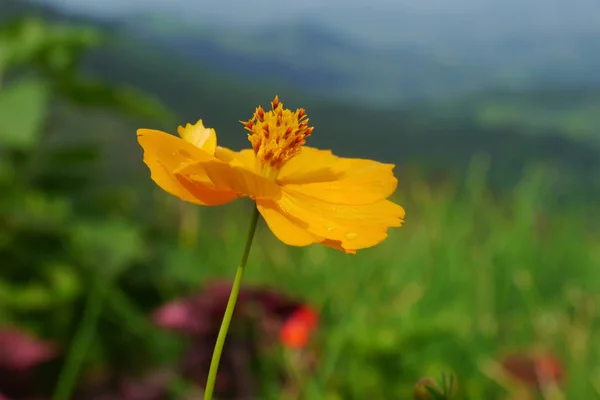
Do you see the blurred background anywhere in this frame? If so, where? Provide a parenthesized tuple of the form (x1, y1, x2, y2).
(1, 0, 599, 399)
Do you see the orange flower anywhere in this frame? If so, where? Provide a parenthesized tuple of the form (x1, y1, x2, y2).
(137, 96, 405, 253)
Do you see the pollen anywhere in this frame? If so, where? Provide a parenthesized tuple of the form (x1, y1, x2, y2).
(242, 96, 314, 177)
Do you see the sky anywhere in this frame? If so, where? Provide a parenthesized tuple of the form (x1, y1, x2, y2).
(31, 0, 600, 46)
(32, 0, 599, 23)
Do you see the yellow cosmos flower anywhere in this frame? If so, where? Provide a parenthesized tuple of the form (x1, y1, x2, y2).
(137, 96, 405, 254)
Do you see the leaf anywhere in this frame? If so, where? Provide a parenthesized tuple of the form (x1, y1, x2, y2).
(46, 263, 82, 302)
(0, 17, 102, 72)
(70, 219, 144, 278)
(0, 279, 13, 306)
(0, 156, 15, 185)
(9, 283, 54, 311)
(35, 22, 102, 74)
(47, 145, 100, 166)
(0, 17, 48, 69)
(0, 78, 49, 150)
(37, 144, 101, 193)
(10, 190, 72, 229)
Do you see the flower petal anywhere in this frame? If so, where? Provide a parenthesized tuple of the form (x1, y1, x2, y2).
(321, 239, 356, 254)
(174, 172, 240, 205)
(177, 119, 217, 154)
(176, 159, 280, 200)
(137, 129, 237, 205)
(256, 199, 322, 246)
(274, 188, 405, 252)
(278, 148, 398, 205)
(215, 147, 257, 172)
(276, 147, 342, 184)
(283, 158, 398, 205)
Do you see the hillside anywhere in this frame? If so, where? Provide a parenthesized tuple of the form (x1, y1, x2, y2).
(109, 3, 600, 103)
(4, 0, 600, 199)
(23, 0, 600, 103)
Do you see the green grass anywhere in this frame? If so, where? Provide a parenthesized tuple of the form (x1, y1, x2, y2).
(139, 161, 600, 399)
(475, 100, 600, 141)
(423, 89, 600, 145)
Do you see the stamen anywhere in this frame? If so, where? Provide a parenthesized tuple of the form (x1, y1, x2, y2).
(242, 96, 314, 177)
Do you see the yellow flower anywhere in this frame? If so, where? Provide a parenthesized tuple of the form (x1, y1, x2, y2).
(137, 96, 404, 254)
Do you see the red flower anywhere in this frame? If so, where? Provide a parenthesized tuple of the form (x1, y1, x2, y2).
(501, 351, 564, 388)
(279, 306, 319, 349)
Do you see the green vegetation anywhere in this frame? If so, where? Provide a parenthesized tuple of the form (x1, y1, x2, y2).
(1, 7, 599, 400)
(425, 89, 600, 142)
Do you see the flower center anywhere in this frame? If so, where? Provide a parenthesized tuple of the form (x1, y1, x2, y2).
(242, 96, 314, 178)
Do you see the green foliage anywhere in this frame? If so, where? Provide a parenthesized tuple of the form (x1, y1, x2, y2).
(0, 16, 99, 71)
(0, 78, 49, 149)
(0, 13, 179, 391)
(0, 16, 176, 126)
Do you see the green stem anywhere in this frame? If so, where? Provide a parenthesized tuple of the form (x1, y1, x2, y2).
(204, 205, 260, 400)
(53, 280, 106, 400)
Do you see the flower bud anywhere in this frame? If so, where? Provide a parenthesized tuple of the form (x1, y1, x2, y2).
(413, 377, 442, 400)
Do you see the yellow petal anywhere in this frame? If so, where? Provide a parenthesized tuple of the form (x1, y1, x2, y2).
(278, 148, 398, 205)
(257, 198, 362, 254)
(256, 199, 321, 246)
(215, 147, 257, 172)
(176, 159, 280, 200)
(137, 128, 237, 205)
(276, 147, 342, 184)
(275, 188, 405, 252)
(283, 157, 398, 205)
(177, 119, 217, 154)
(173, 173, 239, 205)
(321, 239, 356, 255)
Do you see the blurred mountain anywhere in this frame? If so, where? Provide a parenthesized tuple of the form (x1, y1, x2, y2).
(28, 0, 600, 103)
(4, 0, 600, 198)
(117, 18, 478, 103)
